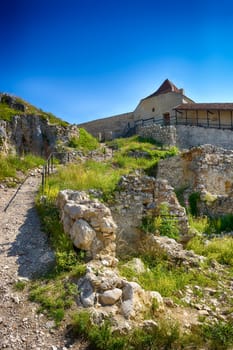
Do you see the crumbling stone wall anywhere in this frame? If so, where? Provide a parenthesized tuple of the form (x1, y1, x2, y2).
(111, 172, 189, 246)
(57, 190, 117, 265)
(157, 145, 233, 196)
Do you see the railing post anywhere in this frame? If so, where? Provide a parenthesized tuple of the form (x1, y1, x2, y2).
(42, 166, 45, 195)
(51, 153, 54, 173)
(47, 158, 50, 175)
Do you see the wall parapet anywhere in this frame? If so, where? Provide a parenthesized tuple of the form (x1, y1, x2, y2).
(137, 124, 233, 150)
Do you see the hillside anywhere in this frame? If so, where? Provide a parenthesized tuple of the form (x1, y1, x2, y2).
(1, 124, 233, 349)
(0, 93, 79, 156)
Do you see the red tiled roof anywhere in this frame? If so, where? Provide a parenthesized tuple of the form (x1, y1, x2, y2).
(143, 79, 183, 100)
(175, 103, 233, 111)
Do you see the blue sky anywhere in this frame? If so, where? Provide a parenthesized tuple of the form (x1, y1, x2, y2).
(1, 0, 233, 124)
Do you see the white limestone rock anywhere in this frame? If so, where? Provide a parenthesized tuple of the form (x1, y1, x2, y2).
(99, 288, 122, 305)
(70, 219, 96, 250)
(78, 278, 96, 308)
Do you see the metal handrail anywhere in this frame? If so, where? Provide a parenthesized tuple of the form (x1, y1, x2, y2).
(41, 151, 72, 194)
(3, 173, 31, 212)
(131, 116, 233, 131)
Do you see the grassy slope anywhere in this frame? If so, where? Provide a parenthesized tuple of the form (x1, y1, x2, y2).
(0, 94, 68, 126)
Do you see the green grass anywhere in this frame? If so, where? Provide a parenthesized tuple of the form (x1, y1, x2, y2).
(119, 259, 216, 298)
(188, 215, 210, 234)
(187, 236, 233, 267)
(141, 203, 180, 239)
(68, 128, 99, 152)
(44, 160, 123, 201)
(14, 280, 27, 291)
(33, 196, 86, 324)
(118, 238, 217, 298)
(189, 213, 233, 236)
(0, 153, 45, 182)
(0, 103, 23, 121)
(109, 135, 178, 174)
(72, 310, 233, 350)
(71, 311, 181, 350)
(29, 278, 79, 325)
(43, 136, 178, 203)
(43, 136, 178, 204)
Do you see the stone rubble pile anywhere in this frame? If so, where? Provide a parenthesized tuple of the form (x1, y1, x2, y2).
(148, 235, 205, 267)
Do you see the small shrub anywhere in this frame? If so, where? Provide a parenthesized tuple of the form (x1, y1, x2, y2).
(189, 192, 201, 216)
(188, 215, 209, 234)
(14, 280, 27, 291)
(141, 203, 179, 240)
(210, 214, 233, 234)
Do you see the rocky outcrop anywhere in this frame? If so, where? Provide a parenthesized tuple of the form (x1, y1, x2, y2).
(111, 172, 189, 247)
(0, 120, 8, 153)
(0, 115, 79, 156)
(0, 93, 79, 156)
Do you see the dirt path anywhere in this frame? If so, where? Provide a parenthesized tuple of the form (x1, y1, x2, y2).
(0, 175, 82, 350)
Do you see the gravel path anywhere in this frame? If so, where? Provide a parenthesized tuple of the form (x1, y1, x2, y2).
(0, 175, 83, 350)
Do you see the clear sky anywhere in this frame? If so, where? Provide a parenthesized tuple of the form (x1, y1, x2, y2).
(1, 0, 233, 124)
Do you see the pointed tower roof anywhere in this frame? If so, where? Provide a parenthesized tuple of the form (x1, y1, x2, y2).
(143, 79, 183, 100)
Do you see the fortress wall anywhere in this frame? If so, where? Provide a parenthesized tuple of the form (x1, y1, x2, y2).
(78, 112, 134, 140)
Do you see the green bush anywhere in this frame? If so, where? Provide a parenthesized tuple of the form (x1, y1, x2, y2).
(68, 128, 99, 152)
(141, 203, 180, 240)
(188, 192, 201, 216)
(187, 236, 233, 267)
(210, 214, 233, 234)
(201, 321, 233, 349)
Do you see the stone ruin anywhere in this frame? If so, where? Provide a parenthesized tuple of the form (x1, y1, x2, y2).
(110, 172, 189, 248)
(157, 144, 233, 218)
(56, 173, 203, 330)
(57, 189, 164, 329)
